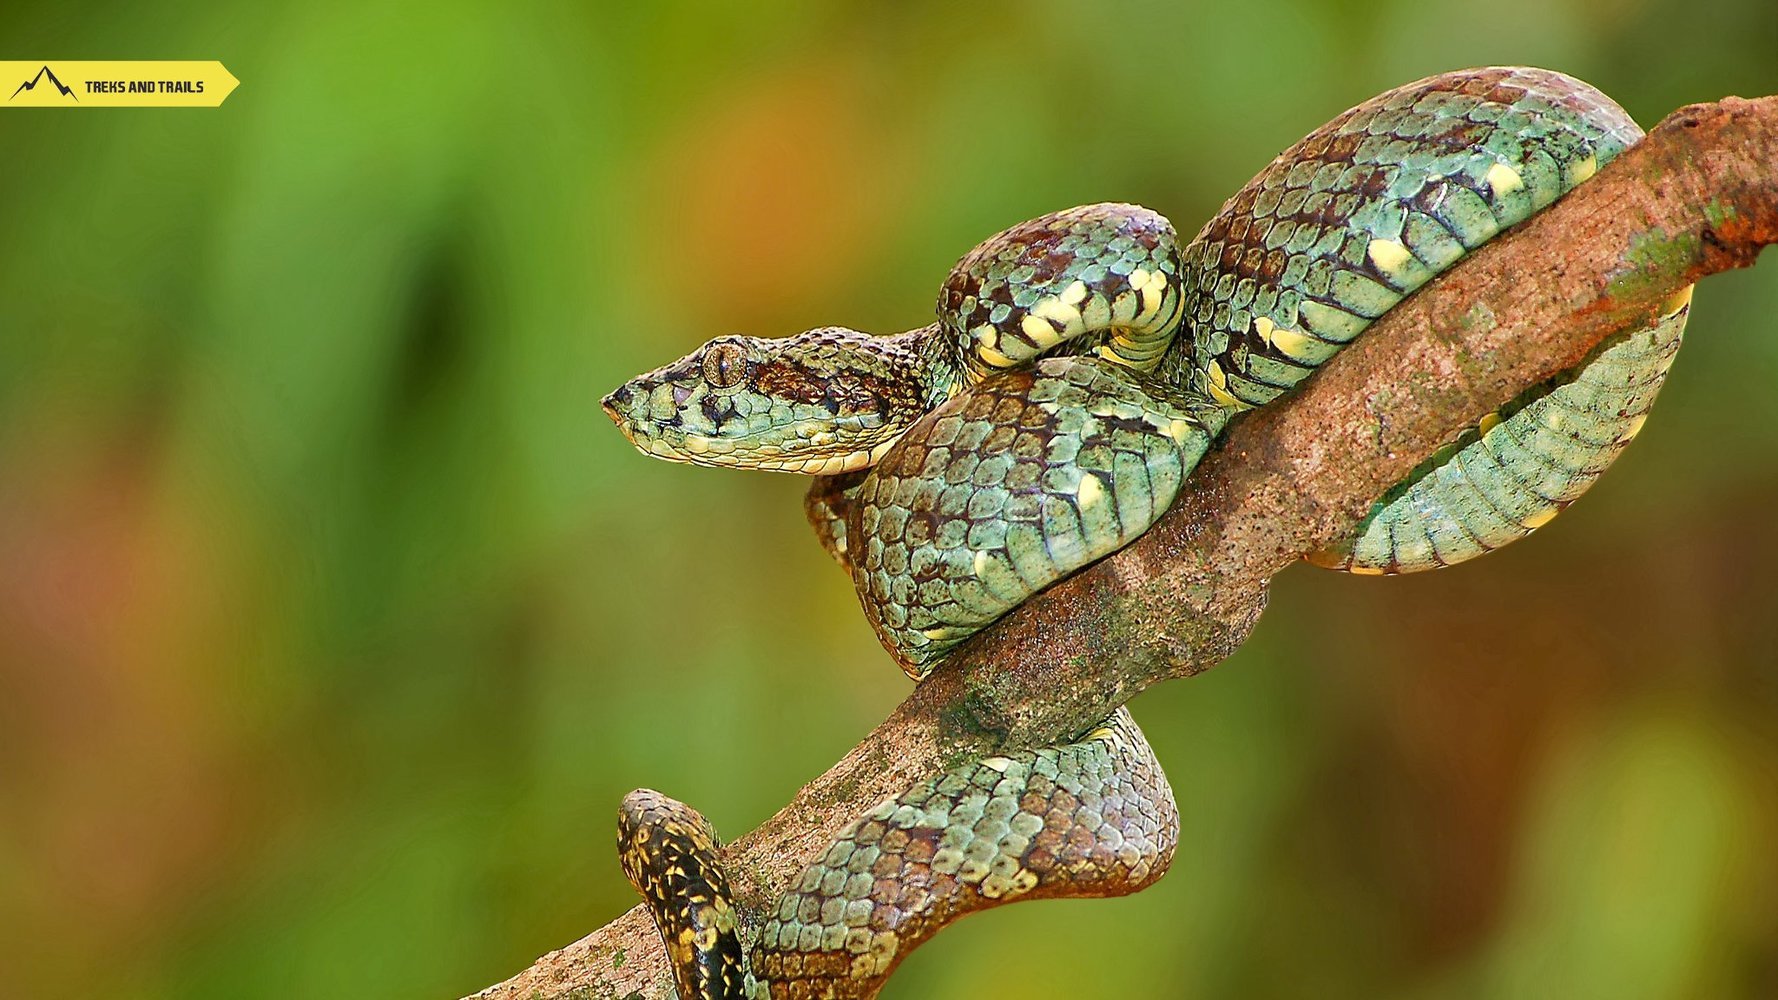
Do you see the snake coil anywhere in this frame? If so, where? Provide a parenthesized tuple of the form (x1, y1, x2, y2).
(604, 67, 1689, 998)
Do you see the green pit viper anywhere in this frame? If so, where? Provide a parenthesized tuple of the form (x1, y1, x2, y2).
(603, 67, 1691, 999)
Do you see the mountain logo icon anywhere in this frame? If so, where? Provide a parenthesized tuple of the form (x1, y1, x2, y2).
(11, 65, 77, 102)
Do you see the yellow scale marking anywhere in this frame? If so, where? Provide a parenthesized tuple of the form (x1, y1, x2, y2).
(1366, 238, 1416, 280)
(972, 549, 994, 578)
(1020, 313, 1063, 348)
(1521, 508, 1559, 530)
(1269, 327, 1320, 362)
(976, 342, 1017, 369)
(1485, 162, 1525, 199)
(1255, 314, 1321, 364)
(1076, 472, 1105, 510)
(1164, 418, 1198, 444)
(1202, 359, 1252, 411)
(1029, 288, 1087, 341)
(1131, 267, 1167, 320)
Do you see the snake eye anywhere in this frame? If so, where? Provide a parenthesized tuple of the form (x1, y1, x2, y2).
(702, 341, 748, 388)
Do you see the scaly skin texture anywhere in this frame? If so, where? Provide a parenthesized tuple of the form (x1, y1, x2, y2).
(601, 68, 1691, 999)
(619, 710, 1173, 1000)
(1312, 293, 1688, 571)
(752, 707, 1172, 999)
(603, 326, 955, 476)
(607, 68, 1687, 671)
(1172, 65, 1690, 573)
(847, 357, 1220, 673)
(617, 791, 748, 1000)
(937, 203, 1186, 380)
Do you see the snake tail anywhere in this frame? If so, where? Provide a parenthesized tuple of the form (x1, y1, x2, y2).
(619, 790, 749, 1000)
(621, 708, 1177, 999)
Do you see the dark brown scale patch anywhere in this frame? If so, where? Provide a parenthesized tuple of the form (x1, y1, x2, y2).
(1327, 132, 1363, 160)
(1312, 194, 1348, 227)
(1430, 118, 1493, 150)
(1258, 249, 1287, 281)
(1484, 81, 1527, 104)
(754, 361, 828, 404)
(831, 372, 910, 415)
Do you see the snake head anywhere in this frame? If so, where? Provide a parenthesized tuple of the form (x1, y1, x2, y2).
(602, 327, 939, 475)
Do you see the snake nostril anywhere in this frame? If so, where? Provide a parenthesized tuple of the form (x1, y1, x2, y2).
(601, 389, 627, 424)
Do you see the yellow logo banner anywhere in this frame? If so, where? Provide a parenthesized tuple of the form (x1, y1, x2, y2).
(3, 62, 238, 107)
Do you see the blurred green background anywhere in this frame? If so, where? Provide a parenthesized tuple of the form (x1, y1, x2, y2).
(1, 2, 1775, 998)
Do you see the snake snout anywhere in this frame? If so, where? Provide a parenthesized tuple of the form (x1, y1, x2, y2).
(600, 386, 630, 426)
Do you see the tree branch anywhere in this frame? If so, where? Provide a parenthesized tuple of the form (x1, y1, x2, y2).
(468, 95, 1778, 1000)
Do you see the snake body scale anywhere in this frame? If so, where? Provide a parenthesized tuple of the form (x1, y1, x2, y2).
(603, 67, 1690, 998)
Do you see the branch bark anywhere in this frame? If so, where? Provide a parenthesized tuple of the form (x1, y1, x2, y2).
(469, 95, 1778, 1000)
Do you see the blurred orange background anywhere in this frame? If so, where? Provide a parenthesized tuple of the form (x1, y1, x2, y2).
(0, 2, 1774, 998)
